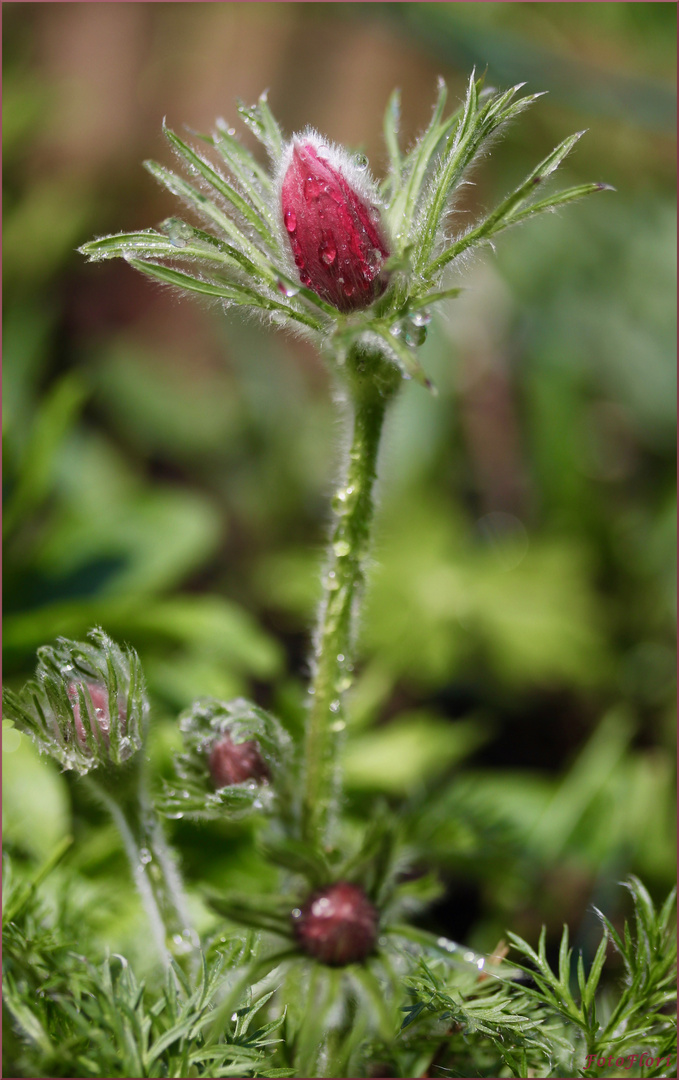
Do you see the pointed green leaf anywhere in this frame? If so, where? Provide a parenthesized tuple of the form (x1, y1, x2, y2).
(126, 259, 323, 331)
(426, 181, 612, 279)
(163, 124, 277, 249)
(236, 93, 282, 161)
(373, 326, 437, 393)
(584, 931, 608, 1012)
(387, 77, 450, 236)
(214, 118, 272, 189)
(410, 286, 462, 309)
(80, 227, 262, 280)
(557, 924, 571, 989)
(143, 160, 274, 280)
(383, 88, 402, 181)
(507, 182, 614, 225)
(255, 90, 284, 159)
(576, 952, 587, 1005)
(415, 81, 545, 273)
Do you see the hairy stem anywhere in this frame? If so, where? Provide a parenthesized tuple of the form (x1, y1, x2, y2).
(303, 355, 396, 845)
(88, 765, 196, 972)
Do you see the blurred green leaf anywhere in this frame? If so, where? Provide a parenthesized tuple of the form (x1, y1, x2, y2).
(527, 708, 633, 859)
(343, 711, 491, 794)
(2, 732, 71, 860)
(3, 180, 94, 288)
(4, 594, 283, 679)
(3, 372, 88, 538)
(364, 496, 608, 690)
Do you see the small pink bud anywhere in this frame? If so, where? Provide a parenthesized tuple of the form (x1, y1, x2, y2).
(281, 141, 390, 312)
(208, 735, 270, 788)
(291, 881, 379, 966)
(67, 681, 116, 747)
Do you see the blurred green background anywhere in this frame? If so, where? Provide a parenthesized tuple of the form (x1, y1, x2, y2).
(3, 2, 676, 971)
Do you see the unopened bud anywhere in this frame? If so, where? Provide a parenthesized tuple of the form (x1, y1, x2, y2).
(281, 140, 390, 312)
(67, 681, 126, 749)
(208, 734, 270, 789)
(2, 630, 146, 775)
(291, 881, 379, 965)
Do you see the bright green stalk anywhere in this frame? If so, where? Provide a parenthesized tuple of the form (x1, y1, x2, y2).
(302, 349, 399, 846)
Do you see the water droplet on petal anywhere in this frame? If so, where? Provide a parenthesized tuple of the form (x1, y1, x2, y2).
(304, 175, 322, 200)
(353, 153, 369, 171)
(319, 237, 337, 266)
(284, 209, 297, 233)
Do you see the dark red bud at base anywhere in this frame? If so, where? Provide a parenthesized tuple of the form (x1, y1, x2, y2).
(281, 142, 390, 313)
(208, 735, 270, 788)
(291, 881, 379, 966)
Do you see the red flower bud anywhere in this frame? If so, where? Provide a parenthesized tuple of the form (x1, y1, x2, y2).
(208, 734, 270, 788)
(291, 881, 379, 966)
(281, 140, 390, 312)
(67, 681, 120, 748)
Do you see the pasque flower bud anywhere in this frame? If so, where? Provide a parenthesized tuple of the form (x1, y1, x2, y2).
(281, 139, 390, 313)
(208, 734, 270, 788)
(67, 681, 124, 749)
(2, 630, 146, 775)
(291, 881, 379, 965)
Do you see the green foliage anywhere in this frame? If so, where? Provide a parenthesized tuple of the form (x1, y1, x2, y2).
(397, 877, 677, 1078)
(3, 854, 288, 1079)
(4, 848, 675, 1078)
(3, 5, 675, 1076)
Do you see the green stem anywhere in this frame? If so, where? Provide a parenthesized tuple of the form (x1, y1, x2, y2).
(302, 354, 396, 846)
(88, 764, 197, 972)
